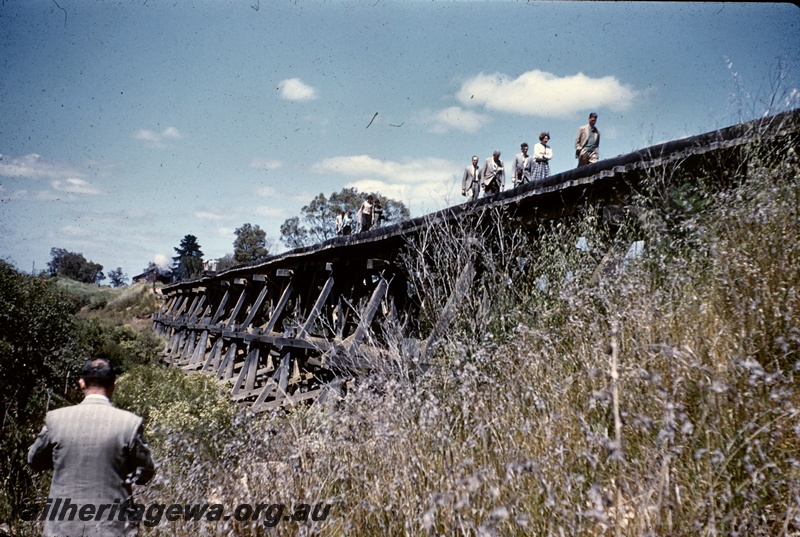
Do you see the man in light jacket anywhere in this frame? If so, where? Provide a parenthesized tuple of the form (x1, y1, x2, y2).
(482, 150, 505, 196)
(28, 357, 155, 537)
(575, 112, 600, 167)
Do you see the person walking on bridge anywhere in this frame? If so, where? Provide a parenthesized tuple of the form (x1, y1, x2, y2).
(359, 194, 375, 232)
(532, 132, 553, 184)
(373, 200, 384, 227)
(461, 155, 483, 202)
(342, 210, 353, 235)
(336, 210, 345, 235)
(512, 142, 533, 187)
(575, 112, 600, 167)
(482, 150, 505, 196)
(28, 357, 155, 537)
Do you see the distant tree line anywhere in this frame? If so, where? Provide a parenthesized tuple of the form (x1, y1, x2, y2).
(168, 223, 274, 279)
(45, 189, 408, 287)
(46, 249, 127, 287)
(47, 248, 105, 284)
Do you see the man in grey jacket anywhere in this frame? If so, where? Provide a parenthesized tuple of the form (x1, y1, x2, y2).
(575, 112, 600, 167)
(511, 143, 533, 186)
(28, 357, 155, 537)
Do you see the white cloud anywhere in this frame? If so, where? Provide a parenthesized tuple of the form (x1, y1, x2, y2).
(192, 209, 288, 235)
(278, 78, 318, 101)
(253, 185, 281, 198)
(0, 153, 83, 180)
(250, 158, 283, 171)
(134, 127, 184, 148)
(429, 106, 490, 134)
(162, 127, 182, 139)
(457, 70, 638, 118)
(343, 179, 411, 205)
(134, 130, 159, 142)
(194, 210, 231, 222)
(0, 188, 64, 202)
(59, 225, 92, 237)
(51, 178, 105, 195)
(0, 155, 108, 201)
(313, 155, 454, 184)
(312, 155, 459, 209)
(67, 209, 147, 227)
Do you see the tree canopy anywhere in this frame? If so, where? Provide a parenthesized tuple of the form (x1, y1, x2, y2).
(107, 267, 127, 287)
(233, 223, 272, 265)
(279, 217, 310, 250)
(47, 247, 105, 284)
(172, 234, 204, 281)
(280, 187, 409, 248)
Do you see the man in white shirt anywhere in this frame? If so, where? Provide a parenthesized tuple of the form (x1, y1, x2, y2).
(512, 143, 533, 186)
(461, 155, 483, 201)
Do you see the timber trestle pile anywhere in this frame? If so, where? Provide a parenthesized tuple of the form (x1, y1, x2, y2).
(153, 110, 800, 412)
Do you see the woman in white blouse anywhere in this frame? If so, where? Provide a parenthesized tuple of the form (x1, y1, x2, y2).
(532, 132, 553, 184)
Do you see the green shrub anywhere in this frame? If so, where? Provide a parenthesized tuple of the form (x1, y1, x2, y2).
(0, 263, 85, 528)
(73, 318, 162, 373)
(114, 365, 237, 453)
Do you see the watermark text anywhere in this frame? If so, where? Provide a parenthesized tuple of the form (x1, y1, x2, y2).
(17, 498, 331, 528)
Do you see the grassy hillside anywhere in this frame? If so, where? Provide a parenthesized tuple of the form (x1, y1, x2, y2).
(53, 279, 164, 326)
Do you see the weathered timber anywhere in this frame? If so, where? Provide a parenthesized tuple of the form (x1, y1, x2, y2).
(422, 260, 476, 361)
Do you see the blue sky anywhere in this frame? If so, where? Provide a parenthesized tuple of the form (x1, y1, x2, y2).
(1, 1, 798, 281)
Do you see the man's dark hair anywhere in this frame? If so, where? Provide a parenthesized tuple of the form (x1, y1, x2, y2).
(81, 357, 116, 389)
(589, 112, 598, 119)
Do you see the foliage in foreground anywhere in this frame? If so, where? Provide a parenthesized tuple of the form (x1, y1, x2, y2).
(0, 262, 84, 524)
(114, 365, 238, 454)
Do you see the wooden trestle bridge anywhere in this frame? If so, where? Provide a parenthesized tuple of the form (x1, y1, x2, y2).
(153, 109, 800, 412)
